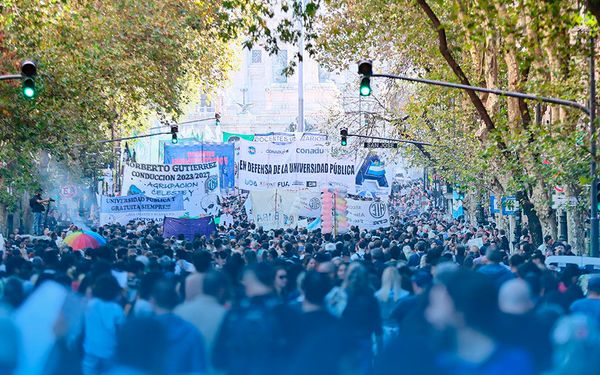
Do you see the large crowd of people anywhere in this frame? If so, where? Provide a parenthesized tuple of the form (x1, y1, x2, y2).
(0, 182, 599, 375)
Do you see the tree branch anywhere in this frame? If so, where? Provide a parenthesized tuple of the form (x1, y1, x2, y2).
(414, 0, 496, 138)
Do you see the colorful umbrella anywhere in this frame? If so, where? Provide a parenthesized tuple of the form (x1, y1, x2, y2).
(63, 231, 106, 250)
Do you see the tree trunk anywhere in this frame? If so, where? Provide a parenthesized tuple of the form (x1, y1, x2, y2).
(517, 191, 544, 246)
(0, 204, 6, 236)
(530, 182, 558, 240)
(567, 205, 587, 255)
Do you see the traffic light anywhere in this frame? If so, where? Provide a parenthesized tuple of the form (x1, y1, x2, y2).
(20, 60, 37, 99)
(357, 60, 373, 76)
(358, 60, 373, 97)
(360, 77, 371, 96)
(215, 113, 221, 126)
(170, 124, 179, 144)
(596, 181, 600, 210)
(340, 128, 348, 146)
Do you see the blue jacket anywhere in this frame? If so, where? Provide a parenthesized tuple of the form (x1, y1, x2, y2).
(477, 263, 514, 288)
(155, 313, 206, 375)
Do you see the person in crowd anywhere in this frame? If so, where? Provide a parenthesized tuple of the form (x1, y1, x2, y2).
(82, 274, 125, 375)
(286, 270, 344, 375)
(130, 272, 160, 318)
(274, 264, 289, 300)
(107, 317, 167, 375)
(175, 270, 229, 373)
(477, 248, 514, 288)
(375, 266, 408, 344)
(570, 275, 600, 324)
(341, 263, 382, 374)
(551, 314, 600, 375)
(497, 278, 552, 372)
(426, 268, 535, 374)
(29, 189, 51, 236)
(150, 277, 206, 375)
(213, 262, 298, 375)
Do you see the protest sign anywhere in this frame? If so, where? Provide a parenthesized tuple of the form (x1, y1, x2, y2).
(347, 198, 390, 230)
(291, 192, 322, 218)
(163, 216, 216, 241)
(99, 194, 184, 225)
(236, 139, 356, 192)
(121, 161, 220, 217)
(250, 190, 297, 230)
(164, 142, 235, 190)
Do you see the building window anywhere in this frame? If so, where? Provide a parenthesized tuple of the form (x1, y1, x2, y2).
(318, 65, 331, 83)
(199, 94, 214, 113)
(251, 50, 262, 64)
(272, 50, 288, 84)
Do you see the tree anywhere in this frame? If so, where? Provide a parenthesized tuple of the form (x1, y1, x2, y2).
(0, 0, 243, 223)
(306, 0, 594, 251)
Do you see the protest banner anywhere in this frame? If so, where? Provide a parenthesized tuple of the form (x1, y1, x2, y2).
(99, 194, 184, 225)
(236, 139, 356, 192)
(291, 191, 322, 218)
(163, 216, 216, 241)
(253, 132, 296, 143)
(355, 153, 392, 198)
(121, 161, 220, 217)
(298, 132, 328, 141)
(223, 131, 255, 143)
(163, 142, 235, 190)
(347, 198, 390, 230)
(250, 190, 297, 230)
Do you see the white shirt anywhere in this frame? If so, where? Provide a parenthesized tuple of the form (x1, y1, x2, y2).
(220, 213, 234, 228)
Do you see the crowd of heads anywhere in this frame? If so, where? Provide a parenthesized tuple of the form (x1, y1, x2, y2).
(0, 181, 599, 374)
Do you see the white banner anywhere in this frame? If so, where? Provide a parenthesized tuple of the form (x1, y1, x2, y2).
(347, 198, 390, 230)
(235, 139, 356, 192)
(99, 194, 184, 226)
(253, 132, 296, 143)
(291, 192, 322, 218)
(121, 162, 220, 217)
(100, 212, 174, 225)
(250, 190, 297, 230)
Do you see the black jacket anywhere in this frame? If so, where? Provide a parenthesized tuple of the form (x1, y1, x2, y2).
(213, 293, 299, 375)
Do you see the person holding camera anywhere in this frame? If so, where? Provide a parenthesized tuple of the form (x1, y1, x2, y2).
(29, 189, 52, 236)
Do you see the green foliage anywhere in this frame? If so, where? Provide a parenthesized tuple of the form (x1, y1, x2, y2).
(0, 0, 243, 207)
(310, 0, 596, 209)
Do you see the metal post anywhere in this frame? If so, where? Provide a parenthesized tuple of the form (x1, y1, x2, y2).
(515, 209, 522, 243)
(535, 103, 542, 125)
(590, 36, 598, 257)
(297, 0, 305, 132)
(0, 74, 23, 81)
(560, 210, 568, 242)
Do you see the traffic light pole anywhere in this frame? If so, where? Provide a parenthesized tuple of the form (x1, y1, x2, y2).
(590, 37, 598, 258)
(364, 37, 598, 256)
(0, 74, 23, 81)
(346, 132, 434, 147)
(370, 73, 590, 115)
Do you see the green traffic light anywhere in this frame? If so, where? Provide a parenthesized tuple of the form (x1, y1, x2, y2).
(341, 139, 347, 146)
(23, 87, 35, 98)
(360, 77, 371, 96)
(22, 77, 35, 99)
